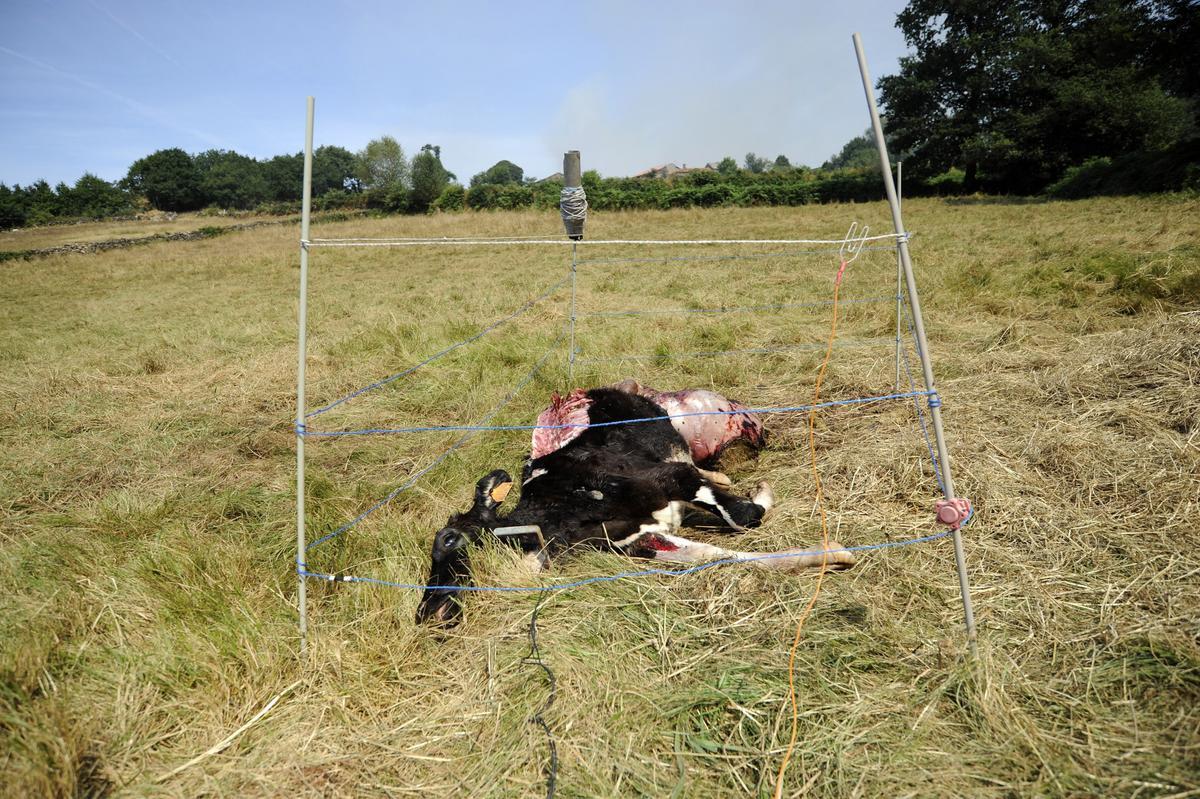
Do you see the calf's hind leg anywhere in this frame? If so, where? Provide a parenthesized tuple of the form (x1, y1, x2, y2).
(670, 466, 775, 532)
(648, 462, 772, 531)
(621, 529, 855, 573)
(680, 480, 773, 532)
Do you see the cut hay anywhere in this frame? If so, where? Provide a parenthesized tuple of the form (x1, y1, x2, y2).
(1, 197, 1197, 796)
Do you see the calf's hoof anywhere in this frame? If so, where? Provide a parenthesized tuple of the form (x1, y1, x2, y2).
(814, 540, 856, 571)
(698, 468, 732, 488)
(760, 540, 856, 573)
(752, 481, 774, 516)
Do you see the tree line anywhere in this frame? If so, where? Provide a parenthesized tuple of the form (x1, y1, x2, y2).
(430, 161, 966, 214)
(0, 137, 458, 228)
(0, 139, 877, 229)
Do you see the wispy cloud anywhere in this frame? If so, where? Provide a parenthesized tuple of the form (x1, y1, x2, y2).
(0, 45, 223, 148)
(85, 0, 181, 68)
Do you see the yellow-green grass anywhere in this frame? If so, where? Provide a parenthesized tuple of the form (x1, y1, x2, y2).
(1, 197, 1198, 797)
(0, 212, 283, 252)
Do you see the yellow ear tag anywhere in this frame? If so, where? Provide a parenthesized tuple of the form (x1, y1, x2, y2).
(490, 481, 513, 503)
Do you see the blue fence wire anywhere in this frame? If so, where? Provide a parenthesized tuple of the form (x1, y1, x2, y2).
(898, 301, 947, 494)
(574, 243, 899, 267)
(298, 390, 934, 438)
(303, 326, 568, 553)
(582, 296, 891, 318)
(573, 337, 893, 365)
(305, 274, 569, 419)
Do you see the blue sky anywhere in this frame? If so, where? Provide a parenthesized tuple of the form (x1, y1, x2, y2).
(0, 1, 910, 187)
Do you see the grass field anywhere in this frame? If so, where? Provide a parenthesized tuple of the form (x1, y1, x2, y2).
(0, 212, 276, 252)
(1, 196, 1198, 797)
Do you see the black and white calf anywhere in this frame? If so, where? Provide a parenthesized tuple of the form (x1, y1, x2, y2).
(416, 387, 854, 625)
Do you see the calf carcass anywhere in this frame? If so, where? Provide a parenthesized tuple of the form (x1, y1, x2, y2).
(416, 386, 852, 626)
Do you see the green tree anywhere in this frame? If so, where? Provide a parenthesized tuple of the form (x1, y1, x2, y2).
(879, 0, 1193, 192)
(822, 129, 880, 170)
(470, 159, 524, 187)
(62, 173, 131, 217)
(1142, 0, 1200, 122)
(410, 144, 453, 213)
(356, 136, 409, 193)
(716, 157, 738, 176)
(1016, 1, 1194, 183)
(431, 184, 466, 212)
(194, 150, 268, 209)
(0, 183, 26, 228)
(879, 1, 1024, 190)
(773, 155, 792, 170)
(313, 146, 358, 195)
(260, 146, 358, 203)
(744, 152, 769, 173)
(262, 153, 303, 202)
(580, 169, 603, 198)
(24, 179, 62, 224)
(125, 148, 203, 211)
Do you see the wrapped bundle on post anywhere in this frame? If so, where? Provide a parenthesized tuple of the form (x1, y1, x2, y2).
(561, 150, 586, 241)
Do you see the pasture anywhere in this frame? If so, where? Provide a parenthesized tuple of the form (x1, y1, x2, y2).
(0, 212, 271, 253)
(1, 196, 1198, 797)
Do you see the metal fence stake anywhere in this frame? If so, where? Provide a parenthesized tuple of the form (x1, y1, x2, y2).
(853, 34, 978, 655)
(296, 96, 315, 654)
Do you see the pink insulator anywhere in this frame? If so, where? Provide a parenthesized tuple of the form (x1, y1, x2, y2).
(935, 498, 972, 530)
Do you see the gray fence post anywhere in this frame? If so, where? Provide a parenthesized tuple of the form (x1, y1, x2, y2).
(296, 97, 315, 654)
(852, 35, 978, 654)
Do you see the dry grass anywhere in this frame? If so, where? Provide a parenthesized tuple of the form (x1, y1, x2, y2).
(0, 211, 280, 252)
(1, 196, 1198, 797)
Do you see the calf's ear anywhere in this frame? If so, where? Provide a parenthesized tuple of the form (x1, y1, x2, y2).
(474, 469, 513, 512)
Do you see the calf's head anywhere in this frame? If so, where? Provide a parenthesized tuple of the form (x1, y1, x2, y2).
(415, 469, 512, 626)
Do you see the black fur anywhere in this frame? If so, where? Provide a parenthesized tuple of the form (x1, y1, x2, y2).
(416, 388, 766, 625)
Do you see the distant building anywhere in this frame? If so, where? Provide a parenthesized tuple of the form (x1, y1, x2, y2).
(634, 163, 679, 179)
(536, 172, 564, 184)
(633, 162, 715, 179)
